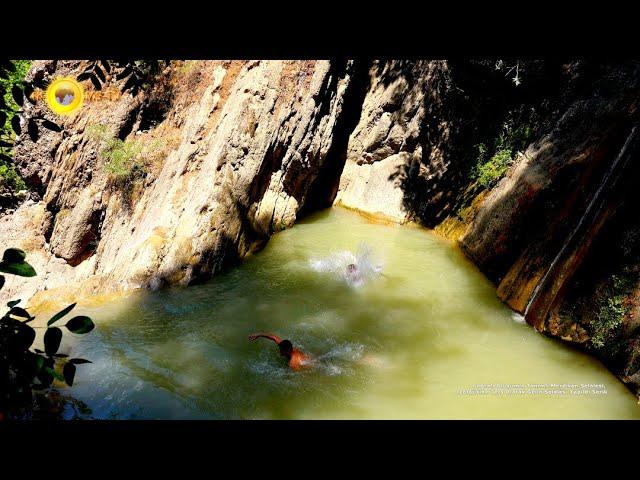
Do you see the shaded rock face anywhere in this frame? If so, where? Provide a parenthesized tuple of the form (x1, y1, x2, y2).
(330, 59, 640, 396)
(335, 60, 567, 226)
(455, 61, 640, 396)
(459, 63, 640, 322)
(552, 172, 640, 394)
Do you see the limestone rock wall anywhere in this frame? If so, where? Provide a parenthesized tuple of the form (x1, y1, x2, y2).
(2, 60, 366, 304)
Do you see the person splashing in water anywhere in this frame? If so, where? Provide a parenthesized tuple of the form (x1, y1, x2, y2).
(346, 263, 362, 284)
(309, 242, 383, 288)
(248, 333, 311, 370)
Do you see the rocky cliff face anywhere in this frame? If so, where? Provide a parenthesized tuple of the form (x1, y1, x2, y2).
(2, 59, 640, 396)
(2, 60, 367, 302)
(333, 59, 640, 395)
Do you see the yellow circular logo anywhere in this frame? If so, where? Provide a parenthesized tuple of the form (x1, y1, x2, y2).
(46, 78, 84, 115)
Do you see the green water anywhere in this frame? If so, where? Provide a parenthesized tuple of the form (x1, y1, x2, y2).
(53, 207, 640, 419)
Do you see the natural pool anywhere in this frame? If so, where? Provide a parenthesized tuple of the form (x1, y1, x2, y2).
(45, 207, 640, 419)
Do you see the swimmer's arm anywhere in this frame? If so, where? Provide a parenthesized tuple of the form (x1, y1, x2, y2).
(248, 333, 283, 344)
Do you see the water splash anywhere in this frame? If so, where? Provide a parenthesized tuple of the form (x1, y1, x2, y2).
(309, 242, 384, 287)
(313, 342, 366, 376)
(248, 341, 366, 378)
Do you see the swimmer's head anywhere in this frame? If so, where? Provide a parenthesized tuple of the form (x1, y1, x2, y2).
(347, 263, 357, 273)
(279, 340, 293, 358)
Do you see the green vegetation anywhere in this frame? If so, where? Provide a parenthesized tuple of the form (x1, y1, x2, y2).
(590, 274, 631, 349)
(591, 297, 627, 349)
(0, 60, 31, 194)
(0, 247, 94, 419)
(0, 162, 26, 191)
(473, 146, 512, 189)
(88, 124, 162, 186)
(0, 60, 31, 136)
(472, 119, 533, 189)
(103, 138, 146, 180)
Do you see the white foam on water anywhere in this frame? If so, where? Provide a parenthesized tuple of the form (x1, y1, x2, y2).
(248, 357, 298, 386)
(319, 342, 365, 362)
(312, 342, 367, 376)
(249, 341, 368, 378)
(309, 242, 384, 288)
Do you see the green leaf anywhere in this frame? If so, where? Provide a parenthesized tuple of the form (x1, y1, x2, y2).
(65, 316, 95, 334)
(3, 248, 26, 263)
(53, 353, 68, 358)
(11, 84, 24, 107)
(7, 299, 20, 308)
(9, 306, 32, 319)
(44, 327, 62, 356)
(40, 120, 62, 133)
(90, 75, 102, 90)
(63, 362, 76, 386)
(27, 121, 38, 142)
(45, 366, 65, 382)
(10, 115, 21, 135)
(34, 355, 45, 373)
(47, 302, 76, 326)
(37, 372, 52, 387)
(0, 258, 37, 277)
(69, 358, 92, 365)
(12, 321, 35, 350)
(24, 83, 35, 104)
(37, 358, 54, 386)
(94, 65, 106, 83)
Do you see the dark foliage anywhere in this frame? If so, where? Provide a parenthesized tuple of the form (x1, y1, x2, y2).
(78, 60, 168, 97)
(0, 247, 94, 420)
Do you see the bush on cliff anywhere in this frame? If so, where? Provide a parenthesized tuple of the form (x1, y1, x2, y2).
(0, 60, 31, 195)
(0, 160, 26, 191)
(472, 118, 533, 189)
(88, 124, 162, 188)
(590, 274, 632, 350)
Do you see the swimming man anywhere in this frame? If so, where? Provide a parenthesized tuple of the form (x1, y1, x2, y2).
(248, 333, 311, 370)
(346, 263, 363, 284)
